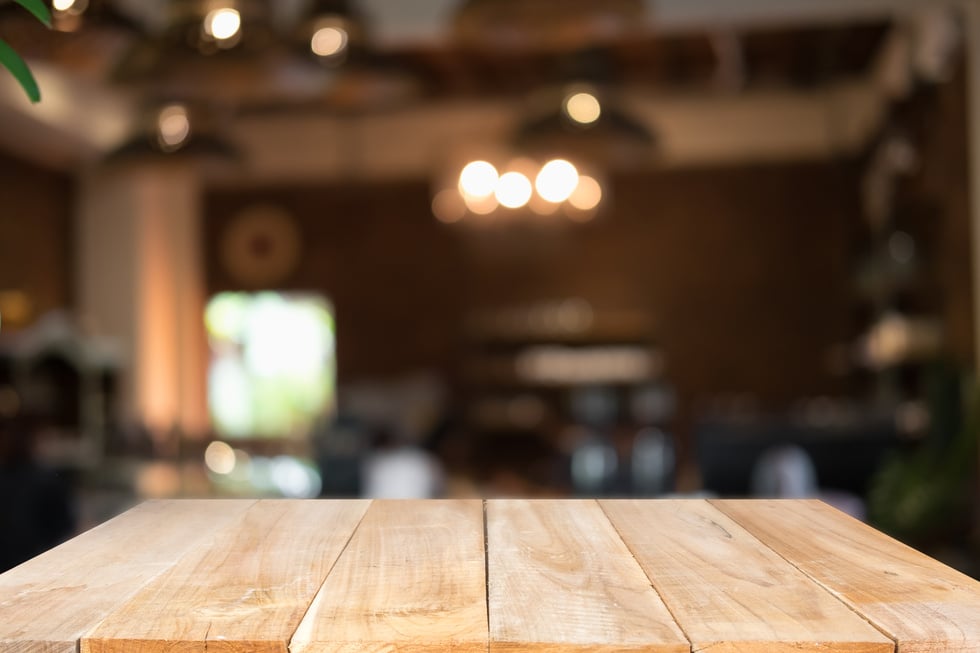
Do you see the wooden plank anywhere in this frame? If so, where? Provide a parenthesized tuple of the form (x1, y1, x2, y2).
(714, 499, 980, 653)
(0, 499, 256, 653)
(290, 499, 487, 653)
(600, 499, 894, 653)
(487, 499, 689, 653)
(82, 499, 370, 653)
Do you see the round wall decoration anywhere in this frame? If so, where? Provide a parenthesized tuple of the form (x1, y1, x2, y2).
(220, 205, 302, 288)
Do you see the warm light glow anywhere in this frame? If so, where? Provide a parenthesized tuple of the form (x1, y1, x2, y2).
(204, 7, 241, 40)
(311, 25, 348, 57)
(52, 0, 76, 11)
(568, 174, 602, 210)
(463, 192, 498, 215)
(157, 104, 190, 151)
(495, 171, 533, 209)
(0, 290, 32, 325)
(564, 92, 601, 125)
(517, 345, 655, 384)
(432, 189, 466, 223)
(529, 192, 560, 216)
(535, 159, 579, 203)
(205, 440, 236, 475)
(458, 160, 498, 198)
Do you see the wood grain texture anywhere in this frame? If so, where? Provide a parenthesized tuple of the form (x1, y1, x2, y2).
(600, 499, 895, 653)
(0, 500, 256, 653)
(82, 499, 370, 653)
(714, 499, 980, 653)
(487, 499, 689, 653)
(290, 499, 487, 653)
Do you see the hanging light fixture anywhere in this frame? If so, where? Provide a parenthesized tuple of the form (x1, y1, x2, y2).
(103, 100, 242, 168)
(515, 84, 657, 165)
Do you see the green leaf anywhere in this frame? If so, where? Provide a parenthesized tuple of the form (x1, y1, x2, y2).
(13, 0, 52, 28)
(0, 37, 41, 103)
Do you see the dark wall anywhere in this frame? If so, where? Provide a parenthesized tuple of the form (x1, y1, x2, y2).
(907, 63, 974, 367)
(205, 159, 861, 420)
(0, 151, 74, 328)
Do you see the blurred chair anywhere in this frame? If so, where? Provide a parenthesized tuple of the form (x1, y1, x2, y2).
(750, 445, 817, 498)
(631, 427, 675, 496)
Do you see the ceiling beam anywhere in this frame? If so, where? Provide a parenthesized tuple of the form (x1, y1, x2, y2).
(651, 0, 959, 31)
(208, 80, 884, 186)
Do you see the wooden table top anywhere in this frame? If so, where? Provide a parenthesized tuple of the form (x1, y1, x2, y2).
(0, 499, 978, 653)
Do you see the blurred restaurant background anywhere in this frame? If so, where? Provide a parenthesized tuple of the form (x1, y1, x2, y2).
(1, 0, 979, 574)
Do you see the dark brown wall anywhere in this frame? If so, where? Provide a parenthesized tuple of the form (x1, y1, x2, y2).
(205, 160, 861, 430)
(907, 63, 974, 367)
(0, 150, 74, 328)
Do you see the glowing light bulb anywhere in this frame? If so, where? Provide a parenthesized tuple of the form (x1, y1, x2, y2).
(495, 171, 532, 209)
(53, 0, 76, 11)
(458, 160, 498, 199)
(311, 25, 348, 57)
(568, 175, 602, 210)
(535, 159, 579, 203)
(204, 7, 241, 41)
(564, 91, 601, 125)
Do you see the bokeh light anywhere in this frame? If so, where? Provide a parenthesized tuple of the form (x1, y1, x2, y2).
(568, 174, 602, 210)
(564, 91, 601, 125)
(459, 160, 498, 198)
(496, 171, 533, 208)
(157, 104, 190, 151)
(204, 7, 241, 41)
(311, 25, 348, 57)
(204, 441, 236, 475)
(432, 188, 467, 223)
(535, 159, 579, 203)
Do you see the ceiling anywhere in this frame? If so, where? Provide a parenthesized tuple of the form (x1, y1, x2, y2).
(0, 0, 960, 179)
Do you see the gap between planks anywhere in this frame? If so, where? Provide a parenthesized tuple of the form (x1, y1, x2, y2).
(708, 499, 898, 650)
(595, 499, 696, 653)
(284, 499, 375, 653)
(483, 499, 491, 653)
(70, 500, 914, 653)
(598, 499, 895, 653)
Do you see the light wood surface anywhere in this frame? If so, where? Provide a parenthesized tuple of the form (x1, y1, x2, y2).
(2, 499, 979, 653)
(600, 499, 895, 653)
(0, 500, 255, 653)
(290, 499, 488, 653)
(713, 499, 980, 653)
(82, 499, 369, 653)
(487, 499, 689, 653)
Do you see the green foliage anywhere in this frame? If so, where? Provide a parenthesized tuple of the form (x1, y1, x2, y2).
(0, 0, 53, 103)
(0, 37, 41, 103)
(868, 366, 979, 543)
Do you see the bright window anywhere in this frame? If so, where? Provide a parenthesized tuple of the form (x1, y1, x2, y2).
(205, 292, 335, 439)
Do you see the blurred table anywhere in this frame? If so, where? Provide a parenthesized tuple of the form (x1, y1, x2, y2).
(0, 499, 978, 652)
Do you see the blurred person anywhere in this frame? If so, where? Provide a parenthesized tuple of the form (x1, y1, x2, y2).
(0, 413, 76, 572)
